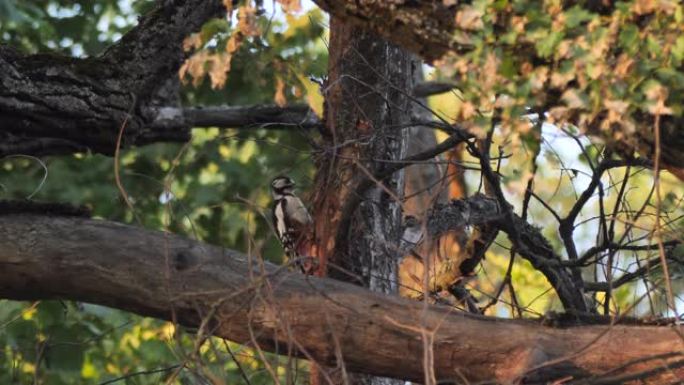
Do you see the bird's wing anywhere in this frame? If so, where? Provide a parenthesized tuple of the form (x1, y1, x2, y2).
(285, 195, 312, 229)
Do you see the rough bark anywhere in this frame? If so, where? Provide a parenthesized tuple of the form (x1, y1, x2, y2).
(312, 0, 461, 62)
(0, 82, 454, 158)
(0, 0, 224, 156)
(1, 213, 683, 384)
(323, 18, 415, 291)
(150, 79, 458, 132)
(154, 104, 321, 130)
(310, 15, 419, 385)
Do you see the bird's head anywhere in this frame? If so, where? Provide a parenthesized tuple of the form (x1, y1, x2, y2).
(271, 175, 295, 197)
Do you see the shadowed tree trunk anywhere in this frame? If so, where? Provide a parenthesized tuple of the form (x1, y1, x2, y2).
(311, 16, 418, 385)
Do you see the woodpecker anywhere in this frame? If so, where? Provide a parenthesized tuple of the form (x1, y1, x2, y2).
(270, 175, 313, 273)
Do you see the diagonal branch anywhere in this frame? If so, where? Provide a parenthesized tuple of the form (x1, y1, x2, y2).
(0, 0, 225, 157)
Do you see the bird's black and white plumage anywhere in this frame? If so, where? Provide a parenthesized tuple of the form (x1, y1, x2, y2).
(270, 176, 313, 272)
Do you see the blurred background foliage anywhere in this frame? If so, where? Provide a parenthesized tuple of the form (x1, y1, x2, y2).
(0, 0, 683, 384)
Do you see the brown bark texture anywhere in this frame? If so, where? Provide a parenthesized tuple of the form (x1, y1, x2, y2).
(0, 0, 225, 157)
(310, 15, 418, 385)
(1, 213, 683, 384)
(314, 16, 415, 289)
(312, 0, 460, 62)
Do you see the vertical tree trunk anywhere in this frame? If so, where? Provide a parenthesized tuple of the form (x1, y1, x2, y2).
(310, 17, 417, 385)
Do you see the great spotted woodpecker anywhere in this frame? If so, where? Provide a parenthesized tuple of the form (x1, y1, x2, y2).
(270, 175, 313, 273)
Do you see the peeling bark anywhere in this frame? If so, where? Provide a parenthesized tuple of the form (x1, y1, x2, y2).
(310, 15, 420, 385)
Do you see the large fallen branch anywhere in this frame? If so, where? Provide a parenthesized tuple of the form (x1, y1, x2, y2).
(0, 212, 682, 384)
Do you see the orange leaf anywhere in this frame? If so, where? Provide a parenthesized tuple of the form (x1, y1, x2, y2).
(274, 77, 287, 107)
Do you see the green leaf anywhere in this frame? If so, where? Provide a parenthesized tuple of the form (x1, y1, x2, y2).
(36, 301, 65, 328)
(618, 24, 639, 54)
(6, 319, 37, 349)
(45, 325, 85, 372)
(139, 340, 172, 362)
(564, 6, 593, 29)
(535, 31, 563, 58)
(646, 35, 662, 57)
(673, 36, 684, 62)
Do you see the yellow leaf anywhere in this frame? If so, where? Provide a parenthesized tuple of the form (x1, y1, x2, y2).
(182, 33, 202, 52)
(632, 0, 656, 15)
(225, 33, 242, 54)
(604, 99, 629, 114)
(550, 70, 574, 89)
(22, 306, 37, 320)
(284, 12, 311, 39)
(274, 77, 287, 107)
(219, 144, 231, 158)
(561, 88, 586, 109)
(239, 141, 256, 163)
(647, 100, 673, 115)
(511, 16, 527, 34)
(460, 101, 478, 121)
(530, 66, 549, 91)
(81, 360, 97, 379)
(644, 83, 673, 115)
(455, 6, 483, 31)
(208, 53, 232, 89)
(614, 54, 634, 79)
(295, 73, 323, 117)
(179, 51, 210, 87)
(277, 0, 301, 13)
(237, 5, 260, 37)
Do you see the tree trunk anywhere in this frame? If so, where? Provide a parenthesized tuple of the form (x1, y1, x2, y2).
(311, 16, 418, 384)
